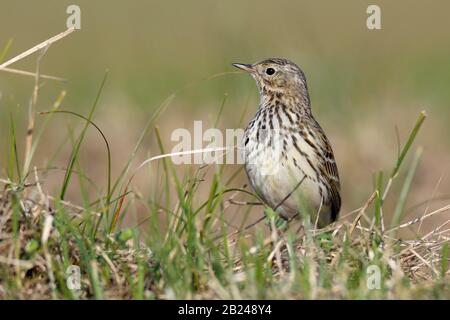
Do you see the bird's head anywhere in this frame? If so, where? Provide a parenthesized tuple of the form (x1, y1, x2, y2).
(233, 58, 310, 105)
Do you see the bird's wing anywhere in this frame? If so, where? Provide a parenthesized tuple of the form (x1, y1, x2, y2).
(310, 119, 341, 221)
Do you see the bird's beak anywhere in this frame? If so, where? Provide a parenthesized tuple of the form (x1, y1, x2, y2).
(232, 63, 254, 73)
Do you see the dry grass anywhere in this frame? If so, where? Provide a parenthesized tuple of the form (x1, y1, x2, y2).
(0, 172, 449, 299)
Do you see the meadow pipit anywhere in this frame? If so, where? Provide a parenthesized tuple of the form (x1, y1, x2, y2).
(233, 58, 341, 228)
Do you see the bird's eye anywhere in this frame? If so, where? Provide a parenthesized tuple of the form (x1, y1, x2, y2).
(265, 68, 275, 75)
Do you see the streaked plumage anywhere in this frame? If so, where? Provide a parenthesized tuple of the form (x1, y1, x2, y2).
(233, 58, 341, 228)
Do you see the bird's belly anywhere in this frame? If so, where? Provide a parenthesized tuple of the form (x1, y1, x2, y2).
(244, 140, 323, 220)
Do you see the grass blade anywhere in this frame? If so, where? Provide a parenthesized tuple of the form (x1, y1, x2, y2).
(390, 111, 426, 179)
(60, 71, 108, 200)
(0, 38, 13, 64)
(390, 147, 423, 229)
(8, 113, 21, 182)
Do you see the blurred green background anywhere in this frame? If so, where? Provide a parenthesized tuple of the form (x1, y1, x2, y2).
(1, 0, 449, 231)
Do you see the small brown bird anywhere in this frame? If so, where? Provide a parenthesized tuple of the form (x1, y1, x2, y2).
(233, 58, 341, 228)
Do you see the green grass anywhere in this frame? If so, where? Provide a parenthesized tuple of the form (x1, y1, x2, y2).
(1, 96, 449, 299)
(0, 30, 449, 300)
